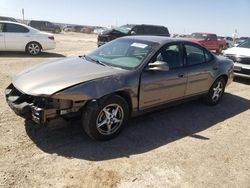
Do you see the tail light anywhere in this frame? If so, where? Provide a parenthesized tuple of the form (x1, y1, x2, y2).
(48, 36, 54, 40)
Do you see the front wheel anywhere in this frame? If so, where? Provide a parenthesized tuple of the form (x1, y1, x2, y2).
(82, 95, 129, 140)
(26, 42, 41, 55)
(205, 78, 226, 105)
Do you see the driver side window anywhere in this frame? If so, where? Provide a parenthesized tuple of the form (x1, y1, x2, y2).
(153, 44, 183, 69)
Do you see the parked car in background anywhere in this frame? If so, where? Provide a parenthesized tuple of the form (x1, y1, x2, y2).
(97, 24, 170, 46)
(0, 16, 17, 22)
(223, 38, 250, 78)
(218, 36, 234, 48)
(0, 21, 56, 55)
(5, 36, 234, 140)
(235, 37, 249, 46)
(28, 20, 61, 33)
(63, 25, 74, 32)
(189, 33, 227, 53)
(73, 25, 84, 32)
(93, 27, 108, 35)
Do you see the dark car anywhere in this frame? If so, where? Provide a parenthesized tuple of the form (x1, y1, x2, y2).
(5, 36, 234, 140)
(97, 24, 170, 46)
(28, 20, 61, 33)
(0, 16, 17, 22)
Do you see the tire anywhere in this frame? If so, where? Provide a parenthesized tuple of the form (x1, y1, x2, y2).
(55, 28, 60, 33)
(26, 42, 41, 55)
(82, 95, 129, 141)
(205, 77, 226, 105)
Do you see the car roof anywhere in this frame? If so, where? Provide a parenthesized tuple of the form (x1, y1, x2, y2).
(121, 35, 194, 45)
(0, 20, 23, 25)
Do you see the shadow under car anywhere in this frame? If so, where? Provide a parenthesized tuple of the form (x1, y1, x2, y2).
(24, 93, 250, 161)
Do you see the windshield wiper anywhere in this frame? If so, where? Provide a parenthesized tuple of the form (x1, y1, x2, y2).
(83, 55, 107, 67)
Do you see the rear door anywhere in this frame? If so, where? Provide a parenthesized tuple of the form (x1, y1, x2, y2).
(0, 23, 5, 50)
(4, 23, 30, 51)
(184, 42, 215, 96)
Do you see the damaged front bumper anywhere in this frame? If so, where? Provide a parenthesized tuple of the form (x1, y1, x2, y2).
(5, 84, 86, 125)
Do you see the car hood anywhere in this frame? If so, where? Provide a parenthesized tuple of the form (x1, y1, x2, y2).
(224, 47, 250, 57)
(99, 29, 124, 36)
(13, 56, 124, 96)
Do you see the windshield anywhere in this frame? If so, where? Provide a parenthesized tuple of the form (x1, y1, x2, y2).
(191, 33, 207, 39)
(86, 39, 158, 70)
(238, 39, 250, 48)
(114, 25, 134, 34)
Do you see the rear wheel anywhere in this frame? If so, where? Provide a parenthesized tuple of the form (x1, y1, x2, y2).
(205, 77, 226, 105)
(82, 95, 129, 140)
(26, 42, 41, 55)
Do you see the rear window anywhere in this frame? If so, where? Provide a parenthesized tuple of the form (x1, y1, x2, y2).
(4, 23, 29, 33)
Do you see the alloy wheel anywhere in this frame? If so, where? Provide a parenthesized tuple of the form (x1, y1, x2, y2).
(212, 81, 223, 102)
(96, 104, 124, 135)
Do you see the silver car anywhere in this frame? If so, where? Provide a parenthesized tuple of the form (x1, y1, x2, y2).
(5, 36, 234, 140)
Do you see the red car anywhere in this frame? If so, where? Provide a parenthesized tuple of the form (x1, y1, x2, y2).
(189, 33, 226, 53)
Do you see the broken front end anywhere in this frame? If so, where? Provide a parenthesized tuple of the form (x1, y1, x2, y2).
(5, 84, 86, 125)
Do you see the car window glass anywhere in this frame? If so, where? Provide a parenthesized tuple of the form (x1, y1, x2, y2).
(204, 49, 213, 62)
(154, 44, 182, 69)
(133, 26, 144, 34)
(4, 23, 29, 33)
(185, 44, 206, 65)
(238, 39, 250, 48)
(0, 23, 4, 32)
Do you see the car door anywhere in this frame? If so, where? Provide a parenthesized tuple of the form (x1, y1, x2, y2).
(0, 23, 5, 50)
(4, 23, 30, 51)
(184, 42, 215, 96)
(45, 22, 54, 32)
(139, 43, 188, 110)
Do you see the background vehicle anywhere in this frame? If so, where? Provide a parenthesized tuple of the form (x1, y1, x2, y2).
(63, 25, 74, 32)
(235, 37, 249, 46)
(5, 36, 233, 140)
(97, 24, 170, 46)
(189, 32, 227, 53)
(218, 36, 234, 48)
(0, 21, 56, 55)
(28, 20, 61, 33)
(223, 38, 250, 78)
(0, 16, 17, 22)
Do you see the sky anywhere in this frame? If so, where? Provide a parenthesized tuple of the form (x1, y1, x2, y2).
(0, 0, 250, 37)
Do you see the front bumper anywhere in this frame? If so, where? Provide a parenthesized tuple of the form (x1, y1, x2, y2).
(233, 62, 250, 79)
(225, 55, 250, 79)
(5, 84, 84, 125)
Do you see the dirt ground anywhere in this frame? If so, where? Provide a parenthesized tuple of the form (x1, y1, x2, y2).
(0, 33, 250, 188)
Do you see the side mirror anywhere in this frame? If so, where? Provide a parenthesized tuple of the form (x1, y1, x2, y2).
(147, 61, 169, 71)
(130, 31, 136, 35)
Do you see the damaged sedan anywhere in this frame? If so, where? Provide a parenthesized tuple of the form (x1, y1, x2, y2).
(5, 36, 234, 140)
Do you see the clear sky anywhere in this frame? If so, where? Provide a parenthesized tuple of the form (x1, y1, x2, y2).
(0, 0, 250, 36)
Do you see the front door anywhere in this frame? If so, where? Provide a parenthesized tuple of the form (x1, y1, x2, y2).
(139, 43, 188, 110)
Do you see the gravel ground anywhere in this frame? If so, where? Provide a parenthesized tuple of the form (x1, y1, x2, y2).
(0, 33, 250, 188)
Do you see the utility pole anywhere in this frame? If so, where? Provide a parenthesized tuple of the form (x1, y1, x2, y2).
(22, 8, 24, 23)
